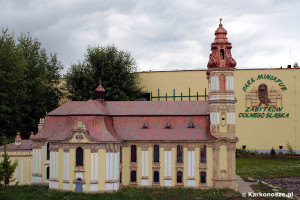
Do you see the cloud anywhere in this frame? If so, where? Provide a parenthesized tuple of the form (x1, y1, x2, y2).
(0, 0, 299, 74)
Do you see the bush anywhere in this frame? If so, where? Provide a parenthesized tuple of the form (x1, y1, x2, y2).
(286, 142, 296, 155)
(270, 147, 276, 156)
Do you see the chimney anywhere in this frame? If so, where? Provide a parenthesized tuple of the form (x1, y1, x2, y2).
(38, 117, 46, 132)
(30, 132, 35, 139)
(95, 83, 105, 103)
(15, 132, 21, 146)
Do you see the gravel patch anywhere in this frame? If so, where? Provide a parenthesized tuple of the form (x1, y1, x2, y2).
(261, 177, 300, 197)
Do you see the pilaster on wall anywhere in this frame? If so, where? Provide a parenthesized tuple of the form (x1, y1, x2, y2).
(32, 147, 42, 184)
(141, 148, 149, 186)
(105, 150, 119, 191)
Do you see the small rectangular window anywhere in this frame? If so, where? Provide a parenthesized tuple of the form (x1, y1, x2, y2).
(154, 171, 159, 183)
(46, 166, 50, 180)
(177, 171, 183, 183)
(201, 172, 206, 183)
(131, 170, 136, 182)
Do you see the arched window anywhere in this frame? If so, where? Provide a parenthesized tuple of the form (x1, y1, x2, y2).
(154, 145, 159, 163)
(76, 147, 84, 166)
(131, 145, 136, 162)
(220, 74, 225, 92)
(177, 171, 183, 183)
(46, 166, 50, 180)
(200, 172, 206, 183)
(177, 145, 183, 163)
(131, 170, 136, 182)
(46, 143, 50, 160)
(200, 145, 206, 163)
(220, 49, 225, 59)
(120, 146, 122, 163)
(154, 171, 159, 183)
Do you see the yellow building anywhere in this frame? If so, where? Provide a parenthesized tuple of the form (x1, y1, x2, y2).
(139, 68, 300, 154)
(0, 133, 33, 185)
(0, 21, 239, 192)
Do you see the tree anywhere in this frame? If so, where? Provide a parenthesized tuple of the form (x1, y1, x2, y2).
(294, 62, 299, 68)
(0, 29, 26, 141)
(0, 29, 63, 140)
(65, 45, 144, 101)
(0, 137, 18, 190)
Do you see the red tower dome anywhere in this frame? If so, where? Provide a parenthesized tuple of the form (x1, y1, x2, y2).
(207, 19, 236, 69)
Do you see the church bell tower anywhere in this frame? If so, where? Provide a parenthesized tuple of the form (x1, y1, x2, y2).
(207, 19, 237, 140)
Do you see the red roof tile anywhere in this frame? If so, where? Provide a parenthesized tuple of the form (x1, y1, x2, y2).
(0, 140, 32, 151)
(48, 100, 209, 116)
(35, 100, 213, 142)
(113, 116, 214, 141)
(33, 116, 121, 142)
(104, 101, 209, 116)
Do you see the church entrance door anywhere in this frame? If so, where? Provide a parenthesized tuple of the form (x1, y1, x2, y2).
(75, 179, 82, 192)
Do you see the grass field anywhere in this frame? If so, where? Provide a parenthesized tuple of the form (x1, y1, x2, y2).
(0, 157, 299, 199)
(236, 157, 300, 180)
(0, 185, 244, 200)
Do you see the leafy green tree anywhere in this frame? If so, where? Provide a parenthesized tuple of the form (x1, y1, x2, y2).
(0, 137, 18, 190)
(65, 45, 144, 101)
(17, 33, 63, 138)
(0, 29, 26, 141)
(0, 29, 63, 140)
(294, 62, 299, 68)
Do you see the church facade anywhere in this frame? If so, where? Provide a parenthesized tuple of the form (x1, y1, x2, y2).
(0, 21, 238, 192)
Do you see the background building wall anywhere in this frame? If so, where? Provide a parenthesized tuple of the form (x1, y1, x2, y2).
(139, 68, 300, 153)
(0, 151, 32, 185)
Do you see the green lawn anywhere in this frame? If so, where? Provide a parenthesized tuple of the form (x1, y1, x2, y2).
(0, 185, 245, 200)
(1, 157, 299, 199)
(236, 157, 300, 180)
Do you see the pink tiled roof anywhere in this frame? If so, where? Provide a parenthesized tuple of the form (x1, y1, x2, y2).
(113, 116, 214, 141)
(33, 116, 121, 142)
(48, 100, 209, 116)
(34, 100, 213, 142)
(0, 140, 32, 151)
(104, 101, 209, 116)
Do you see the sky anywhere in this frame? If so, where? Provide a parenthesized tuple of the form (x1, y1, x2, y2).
(1, 0, 300, 74)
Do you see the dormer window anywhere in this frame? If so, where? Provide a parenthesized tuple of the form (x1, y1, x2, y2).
(220, 49, 225, 59)
(165, 121, 171, 129)
(142, 122, 149, 129)
(187, 121, 195, 128)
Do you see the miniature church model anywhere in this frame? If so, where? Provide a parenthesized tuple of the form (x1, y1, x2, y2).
(0, 20, 238, 192)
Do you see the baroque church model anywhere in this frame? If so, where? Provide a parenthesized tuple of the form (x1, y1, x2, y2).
(0, 20, 238, 192)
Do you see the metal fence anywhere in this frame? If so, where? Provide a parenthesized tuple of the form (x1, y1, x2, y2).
(151, 88, 207, 101)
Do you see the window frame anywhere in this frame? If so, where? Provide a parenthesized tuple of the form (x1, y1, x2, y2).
(76, 147, 84, 167)
(153, 145, 159, 163)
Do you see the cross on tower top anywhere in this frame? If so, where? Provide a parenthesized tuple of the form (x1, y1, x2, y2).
(219, 18, 222, 24)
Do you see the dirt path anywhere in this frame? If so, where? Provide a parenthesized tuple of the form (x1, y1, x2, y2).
(261, 177, 300, 197)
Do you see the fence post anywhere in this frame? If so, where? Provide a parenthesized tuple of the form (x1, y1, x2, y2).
(158, 89, 160, 101)
(166, 93, 167, 101)
(173, 89, 175, 101)
(151, 91, 152, 101)
(189, 87, 191, 101)
(181, 92, 183, 101)
(205, 88, 207, 100)
(197, 92, 199, 101)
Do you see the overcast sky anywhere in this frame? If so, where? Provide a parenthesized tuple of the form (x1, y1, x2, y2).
(1, 0, 299, 74)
